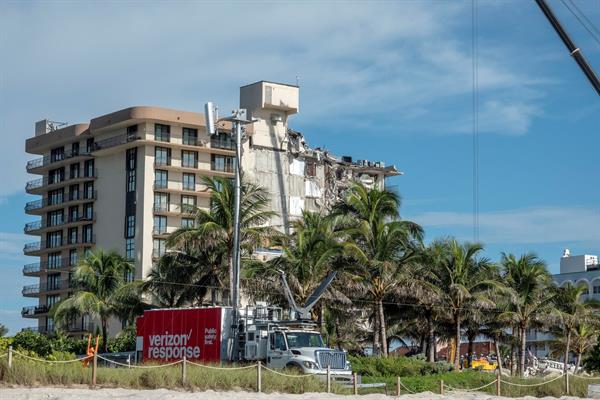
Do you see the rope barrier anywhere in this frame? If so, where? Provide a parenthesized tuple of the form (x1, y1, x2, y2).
(261, 365, 319, 378)
(96, 354, 181, 369)
(13, 350, 92, 364)
(186, 360, 258, 370)
(444, 380, 496, 392)
(500, 373, 564, 387)
(399, 380, 417, 394)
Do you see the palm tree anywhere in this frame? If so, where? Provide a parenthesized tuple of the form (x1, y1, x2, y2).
(572, 323, 598, 372)
(334, 181, 423, 357)
(554, 282, 600, 373)
(499, 252, 554, 377)
(419, 239, 497, 370)
(245, 210, 352, 318)
(167, 176, 276, 305)
(52, 249, 137, 353)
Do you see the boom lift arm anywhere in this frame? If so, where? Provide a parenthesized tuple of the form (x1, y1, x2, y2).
(279, 270, 337, 320)
(534, 0, 600, 96)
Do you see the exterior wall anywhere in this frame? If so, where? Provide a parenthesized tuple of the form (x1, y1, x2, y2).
(560, 254, 598, 273)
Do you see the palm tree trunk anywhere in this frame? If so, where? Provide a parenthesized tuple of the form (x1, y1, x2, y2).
(576, 352, 582, 373)
(519, 326, 527, 377)
(101, 317, 108, 354)
(373, 305, 380, 356)
(564, 330, 572, 373)
(494, 337, 503, 371)
(454, 315, 461, 371)
(510, 343, 515, 376)
(378, 300, 388, 357)
(467, 337, 474, 368)
(427, 313, 436, 363)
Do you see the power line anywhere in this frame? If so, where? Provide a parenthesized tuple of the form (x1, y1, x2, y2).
(472, 0, 480, 243)
(561, 0, 600, 47)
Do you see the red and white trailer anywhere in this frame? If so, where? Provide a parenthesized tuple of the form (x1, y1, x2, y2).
(135, 307, 233, 363)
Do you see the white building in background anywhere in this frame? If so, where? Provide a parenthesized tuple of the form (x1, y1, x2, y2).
(527, 249, 600, 359)
(21, 80, 400, 336)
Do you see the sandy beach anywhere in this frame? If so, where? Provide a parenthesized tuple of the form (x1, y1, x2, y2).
(0, 388, 593, 400)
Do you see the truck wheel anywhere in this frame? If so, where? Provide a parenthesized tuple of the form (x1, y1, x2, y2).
(285, 363, 304, 375)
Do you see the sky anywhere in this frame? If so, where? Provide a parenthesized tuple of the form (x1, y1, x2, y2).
(0, 0, 599, 335)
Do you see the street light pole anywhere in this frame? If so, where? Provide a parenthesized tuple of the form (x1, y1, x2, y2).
(221, 109, 253, 361)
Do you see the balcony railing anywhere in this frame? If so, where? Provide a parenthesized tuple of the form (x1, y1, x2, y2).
(24, 235, 96, 254)
(154, 159, 171, 167)
(23, 326, 55, 334)
(25, 190, 97, 212)
(26, 170, 98, 192)
(211, 162, 235, 173)
(210, 136, 236, 150)
(26, 149, 92, 171)
(66, 322, 95, 333)
(152, 227, 168, 235)
(23, 258, 79, 275)
(93, 133, 141, 152)
(22, 305, 50, 316)
(24, 241, 42, 253)
(153, 180, 168, 190)
(153, 203, 196, 214)
(22, 284, 40, 295)
(24, 213, 96, 233)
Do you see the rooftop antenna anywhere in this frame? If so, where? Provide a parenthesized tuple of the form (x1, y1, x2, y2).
(279, 270, 337, 320)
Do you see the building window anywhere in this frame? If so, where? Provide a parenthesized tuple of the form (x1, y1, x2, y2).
(181, 150, 198, 168)
(68, 227, 78, 244)
(47, 231, 62, 248)
(306, 162, 317, 177)
(69, 206, 79, 222)
(124, 270, 134, 283)
(49, 167, 65, 184)
(84, 247, 92, 257)
(69, 163, 80, 179)
(211, 154, 235, 173)
(47, 210, 64, 227)
(84, 159, 94, 177)
(181, 195, 196, 213)
(154, 170, 168, 189)
(47, 294, 60, 308)
(183, 173, 196, 191)
(155, 146, 171, 166)
(83, 182, 94, 199)
(154, 124, 170, 142)
(50, 147, 65, 162)
(48, 188, 64, 206)
(83, 203, 93, 220)
(183, 127, 198, 146)
(125, 238, 135, 261)
(594, 285, 600, 294)
(153, 215, 167, 234)
(154, 192, 169, 212)
(127, 169, 136, 192)
(181, 217, 195, 228)
(83, 225, 93, 243)
(71, 142, 79, 157)
(69, 184, 80, 201)
(69, 249, 78, 267)
(211, 133, 235, 150)
(47, 274, 60, 291)
(125, 215, 135, 238)
(127, 124, 138, 139)
(48, 252, 62, 269)
(153, 239, 166, 258)
(86, 138, 94, 153)
(582, 286, 590, 295)
(46, 317, 55, 333)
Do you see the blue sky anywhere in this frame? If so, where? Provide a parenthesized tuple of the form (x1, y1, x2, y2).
(0, 0, 599, 334)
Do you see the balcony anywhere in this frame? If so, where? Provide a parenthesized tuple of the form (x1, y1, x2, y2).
(153, 180, 168, 190)
(66, 322, 95, 333)
(153, 203, 196, 215)
(26, 149, 92, 172)
(23, 258, 78, 276)
(93, 133, 141, 152)
(22, 284, 40, 296)
(25, 190, 97, 214)
(154, 159, 171, 167)
(152, 227, 168, 236)
(23, 235, 96, 255)
(211, 163, 235, 173)
(25, 170, 97, 194)
(24, 241, 41, 253)
(22, 305, 50, 318)
(23, 326, 55, 334)
(24, 213, 96, 234)
(210, 136, 236, 151)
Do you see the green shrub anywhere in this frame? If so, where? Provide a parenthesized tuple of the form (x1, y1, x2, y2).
(348, 355, 454, 377)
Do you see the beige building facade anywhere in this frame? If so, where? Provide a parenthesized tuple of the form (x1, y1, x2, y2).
(22, 81, 399, 335)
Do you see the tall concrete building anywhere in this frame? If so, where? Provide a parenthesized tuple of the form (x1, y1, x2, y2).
(22, 81, 399, 335)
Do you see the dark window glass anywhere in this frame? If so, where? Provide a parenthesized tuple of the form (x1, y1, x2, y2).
(48, 188, 64, 205)
(154, 170, 168, 189)
(50, 147, 65, 162)
(83, 182, 94, 199)
(211, 154, 235, 172)
(49, 167, 65, 184)
(125, 215, 135, 238)
(83, 203, 93, 220)
(154, 147, 171, 166)
(183, 173, 195, 190)
(47, 231, 62, 248)
(154, 124, 170, 142)
(84, 159, 94, 177)
(69, 163, 80, 179)
(69, 249, 78, 267)
(86, 138, 94, 153)
(183, 128, 198, 146)
(48, 252, 62, 269)
(125, 238, 135, 261)
(182, 150, 198, 168)
(210, 133, 235, 150)
(83, 225, 93, 243)
(71, 142, 79, 156)
(68, 227, 78, 244)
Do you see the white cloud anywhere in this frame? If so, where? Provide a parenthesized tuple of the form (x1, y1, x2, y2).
(0, 1, 550, 197)
(410, 206, 600, 245)
(0, 232, 28, 262)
